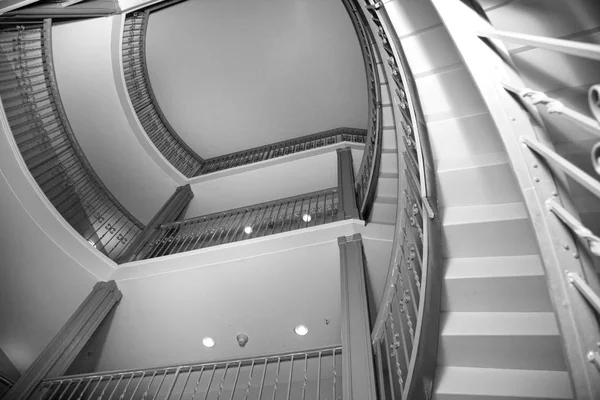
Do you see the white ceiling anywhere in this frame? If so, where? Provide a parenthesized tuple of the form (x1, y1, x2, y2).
(145, 0, 368, 158)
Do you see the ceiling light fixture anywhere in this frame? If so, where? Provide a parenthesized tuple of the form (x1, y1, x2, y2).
(294, 325, 308, 336)
(302, 214, 312, 222)
(244, 226, 253, 234)
(202, 337, 215, 348)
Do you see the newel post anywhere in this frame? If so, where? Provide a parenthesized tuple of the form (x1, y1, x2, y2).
(337, 147, 360, 220)
(5, 281, 122, 400)
(338, 234, 377, 400)
(118, 184, 193, 262)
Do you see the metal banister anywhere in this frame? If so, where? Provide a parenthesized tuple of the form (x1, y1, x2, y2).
(477, 29, 600, 61)
(520, 135, 600, 199)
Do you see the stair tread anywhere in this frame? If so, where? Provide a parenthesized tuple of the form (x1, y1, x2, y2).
(444, 255, 544, 279)
(434, 366, 573, 399)
(440, 312, 559, 336)
(374, 196, 397, 205)
(442, 202, 528, 226)
(436, 151, 508, 173)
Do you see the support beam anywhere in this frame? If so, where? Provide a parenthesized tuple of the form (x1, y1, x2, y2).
(337, 147, 360, 220)
(4, 281, 122, 400)
(118, 184, 193, 262)
(338, 233, 377, 400)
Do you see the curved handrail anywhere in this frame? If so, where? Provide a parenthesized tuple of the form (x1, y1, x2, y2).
(350, 0, 442, 398)
(122, 10, 204, 178)
(0, 20, 143, 261)
(341, 0, 383, 221)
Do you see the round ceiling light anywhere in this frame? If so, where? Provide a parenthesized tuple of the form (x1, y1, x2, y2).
(302, 214, 312, 222)
(294, 325, 308, 336)
(244, 226, 253, 234)
(202, 337, 215, 348)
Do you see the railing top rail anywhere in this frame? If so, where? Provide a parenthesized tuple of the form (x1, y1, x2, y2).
(203, 128, 367, 164)
(160, 186, 339, 228)
(477, 28, 600, 61)
(40, 345, 342, 384)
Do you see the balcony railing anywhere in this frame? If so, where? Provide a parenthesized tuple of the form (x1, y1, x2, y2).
(0, 20, 144, 261)
(122, 7, 367, 179)
(128, 187, 341, 260)
(28, 347, 342, 400)
(433, 1, 600, 398)
(346, 0, 442, 398)
(197, 128, 366, 175)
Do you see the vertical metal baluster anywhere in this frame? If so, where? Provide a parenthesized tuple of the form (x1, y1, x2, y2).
(271, 357, 281, 400)
(203, 364, 217, 400)
(221, 211, 241, 245)
(382, 326, 397, 398)
(150, 370, 169, 400)
(198, 216, 219, 249)
(332, 349, 337, 400)
(46, 380, 64, 400)
(87, 377, 104, 399)
(271, 201, 284, 235)
(64, 379, 83, 400)
(287, 199, 298, 232)
(189, 365, 207, 400)
(173, 221, 195, 254)
(98, 376, 114, 400)
(301, 354, 308, 400)
(176, 367, 193, 400)
(74, 378, 93, 400)
(163, 367, 182, 400)
(215, 364, 229, 400)
(322, 191, 327, 226)
(305, 196, 313, 228)
(109, 221, 137, 260)
(286, 356, 294, 400)
(141, 371, 157, 400)
(257, 359, 268, 400)
(182, 220, 202, 253)
(117, 373, 135, 400)
(316, 352, 322, 400)
(207, 214, 226, 245)
(243, 360, 255, 400)
(107, 374, 125, 400)
(229, 362, 242, 400)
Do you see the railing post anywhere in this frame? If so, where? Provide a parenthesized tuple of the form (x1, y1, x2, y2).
(118, 184, 193, 263)
(4, 281, 122, 400)
(338, 234, 377, 400)
(337, 147, 360, 220)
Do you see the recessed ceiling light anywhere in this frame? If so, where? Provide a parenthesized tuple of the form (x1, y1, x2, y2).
(294, 325, 308, 336)
(202, 337, 215, 348)
(302, 214, 312, 222)
(244, 226, 253, 234)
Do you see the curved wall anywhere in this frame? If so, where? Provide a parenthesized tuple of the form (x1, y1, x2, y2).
(52, 16, 179, 224)
(145, 0, 369, 158)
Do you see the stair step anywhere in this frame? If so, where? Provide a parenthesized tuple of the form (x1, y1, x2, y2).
(370, 200, 397, 225)
(358, 222, 395, 241)
(442, 202, 538, 258)
(381, 152, 398, 174)
(438, 312, 565, 371)
(434, 366, 573, 400)
(382, 105, 395, 127)
(376, 176, 398, 199)
(442, 255, 552, 312)
(382, 127, 397, 151)
(437, 160, 521, 207)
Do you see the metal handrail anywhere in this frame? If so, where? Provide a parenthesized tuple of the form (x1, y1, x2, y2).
(477, 28, 600, 61)
(521, 135, 600, 199)
(350, 0, 442, 398)
(547, 199, 600, 256)
(343, 0, 383, 221)
(504, 83, 600, 138)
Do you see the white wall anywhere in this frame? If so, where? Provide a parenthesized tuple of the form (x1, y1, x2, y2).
(185, 147, 363, 218)
(52, 17, 179, 224)
(74, 239, 346, 372)
(145, 0, 368, 158)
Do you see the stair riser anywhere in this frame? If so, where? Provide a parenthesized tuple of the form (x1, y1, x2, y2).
(442, 219, 538, 258)
(376, 177, 398, 199)
(381, 153, 398, 174)
(382, 127, 397, 151)
(437, 163, 522, 207)
(438, 336, 566, 371)
(371, 202, 397, 225)
(442, 276, 553, 312)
